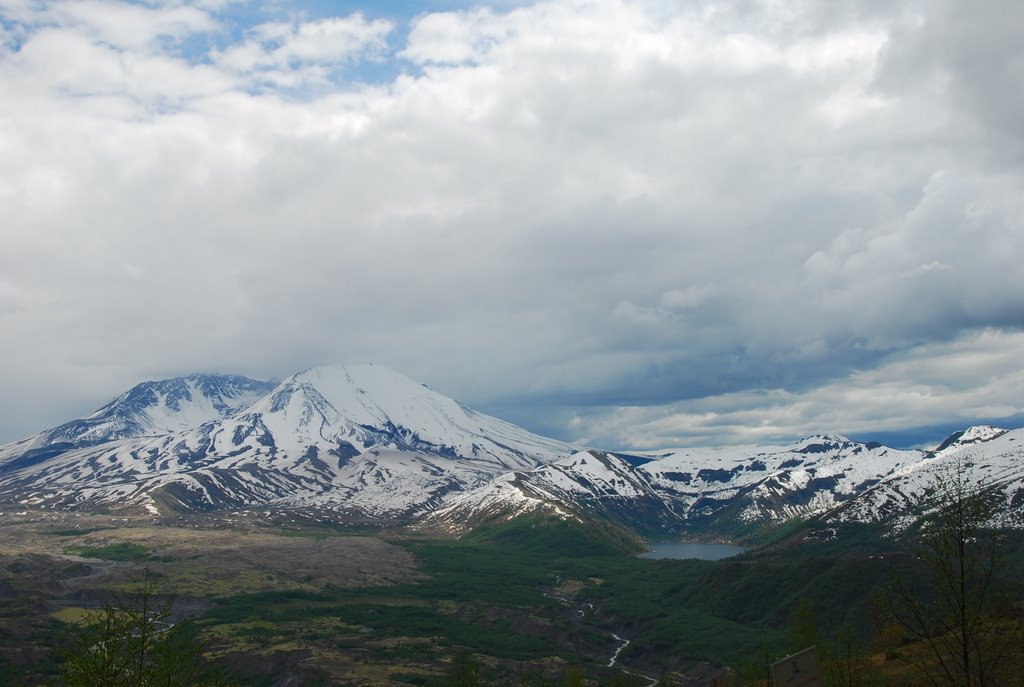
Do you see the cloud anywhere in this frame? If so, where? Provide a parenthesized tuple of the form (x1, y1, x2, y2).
(401, 7, 509, 65)
(8, 26, 231, 103)
(0, 0, 1021, 449)
(802, 169, 1024, 345)
(48, 0, 218, 51)
(213, 14, 393, 89)
(875, 0, 1024, 151)
(570, 329, 1024, 449)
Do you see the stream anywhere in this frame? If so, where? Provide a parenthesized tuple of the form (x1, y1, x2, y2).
(607, 633, 657, 686)
(546, 579, 658, 686)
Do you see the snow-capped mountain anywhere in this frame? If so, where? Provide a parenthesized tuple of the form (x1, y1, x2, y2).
(431, 425, 1024, 537)
(0, 374, 276, 471)
(640, 435, 919, 526)
(824, 426, 1024, 529)
(428, 436, 925, 535)
(0, 364, 578, 517)
(1, 364, 1021, 538)
(236, 364, 573, 469)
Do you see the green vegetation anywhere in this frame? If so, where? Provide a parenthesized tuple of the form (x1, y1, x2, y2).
(188, 513, 895, 682)
(202, 589, 554, 661)
(46, 528, 109, 537)
(61, 572, 235, 686)
(64, 542, 153, 561)
(8, 497, 1024, 686)
(458, 513, 644, 556)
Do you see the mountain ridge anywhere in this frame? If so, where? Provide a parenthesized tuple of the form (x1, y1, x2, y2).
(0, 365, 1021, 539)
(0, 364, 580, 517)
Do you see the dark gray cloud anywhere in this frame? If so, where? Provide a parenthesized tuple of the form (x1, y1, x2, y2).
(876, 0, 1024, 149)
(0, 0, 1021, 448)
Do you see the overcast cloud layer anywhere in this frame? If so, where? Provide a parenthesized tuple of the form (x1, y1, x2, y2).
(1, 0, 1022, 449)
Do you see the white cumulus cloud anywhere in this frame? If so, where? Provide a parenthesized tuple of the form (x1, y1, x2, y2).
(0, 0, 1021, 449)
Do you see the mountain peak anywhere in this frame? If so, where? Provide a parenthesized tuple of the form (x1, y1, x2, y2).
(252, 363, 576, 468)
(0, 364, 580, 515)
(37, 373, 276, 448)
(934, 425, 1008, 453)
(792, 434, 855, 454)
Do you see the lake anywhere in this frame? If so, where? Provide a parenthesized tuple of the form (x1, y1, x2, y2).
(638, 542, 747, 560)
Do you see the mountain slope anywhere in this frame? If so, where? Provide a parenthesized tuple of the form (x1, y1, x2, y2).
(239, 364, 574, 469)
(429, 437, 926, 536)
(428, 426, 1024, 538)
(824, 426, 1024, 529)
(0, 374, 276, 474)
(0, 364, 579, 517)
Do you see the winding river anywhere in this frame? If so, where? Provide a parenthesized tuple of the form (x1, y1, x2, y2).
(549, 544, 745, 684)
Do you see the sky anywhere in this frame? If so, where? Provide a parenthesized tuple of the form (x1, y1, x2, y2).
(1, 0, 1022, 450)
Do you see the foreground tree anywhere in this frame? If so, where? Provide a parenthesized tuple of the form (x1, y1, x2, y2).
(448, 649, 482, 687)
(60, 571, 233, 687)
(884, 455, 1013, 686)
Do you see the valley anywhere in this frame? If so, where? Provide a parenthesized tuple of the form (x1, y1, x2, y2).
(1, 508, 741, 685)
(9, 504, 1019, 686)
(2, 366, 1024, 685)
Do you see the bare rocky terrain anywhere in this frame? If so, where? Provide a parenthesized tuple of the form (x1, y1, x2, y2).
(0, 508, 427, 685)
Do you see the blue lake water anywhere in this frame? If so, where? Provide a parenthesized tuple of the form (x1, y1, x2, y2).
(638, 542, 747, 560)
